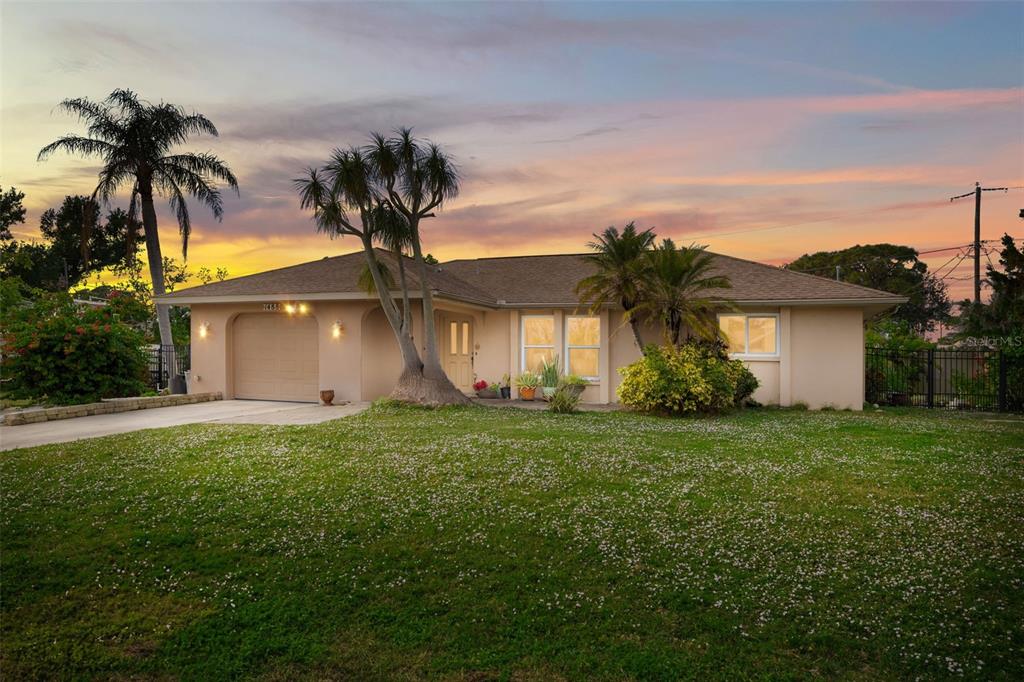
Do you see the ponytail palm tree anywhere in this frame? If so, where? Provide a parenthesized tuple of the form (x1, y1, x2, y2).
(295, 136, 468, 406)
(636, 239, 732, 346)
(365, 129, 461, 396)
(575, 222, 656, 351)
(38, 89, 238, 346)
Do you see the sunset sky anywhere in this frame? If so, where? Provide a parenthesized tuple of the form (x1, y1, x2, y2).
(2, 1, 1022, 300)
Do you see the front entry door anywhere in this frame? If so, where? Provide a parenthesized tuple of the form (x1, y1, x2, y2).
(442, 314, 474, 392)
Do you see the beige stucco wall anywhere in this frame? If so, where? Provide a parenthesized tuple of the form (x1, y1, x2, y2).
(745, 360, 781, 405)
(786, 306, 865, 410)
(188, 298, 867, 409)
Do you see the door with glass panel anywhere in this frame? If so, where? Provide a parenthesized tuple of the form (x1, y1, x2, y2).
(442, 314, 474, 391)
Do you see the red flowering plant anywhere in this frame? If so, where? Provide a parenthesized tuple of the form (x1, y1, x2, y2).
(472, 379, 488, 392)
(1, 290, 147, 404)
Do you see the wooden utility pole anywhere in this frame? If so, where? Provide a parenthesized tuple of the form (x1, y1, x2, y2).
(950, 182, 1009, 304)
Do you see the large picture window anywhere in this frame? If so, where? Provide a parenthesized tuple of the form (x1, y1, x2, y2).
(521, 315, 555, 373)
(718, 314, 778, 356)
(565, 316, 600, 380)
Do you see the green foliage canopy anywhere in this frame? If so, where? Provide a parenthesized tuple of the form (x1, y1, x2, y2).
(786, 243, 951, 333)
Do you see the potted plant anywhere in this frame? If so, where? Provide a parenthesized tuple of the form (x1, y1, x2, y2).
(540, 357, 560, 400)
(515, 372, 541, 401)
(474, 379, 498, 399)
(559, 374, 588, 398)
(499, 373, 512, 399)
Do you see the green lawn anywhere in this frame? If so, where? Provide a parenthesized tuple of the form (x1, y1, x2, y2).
(2, 405, 1022, 680)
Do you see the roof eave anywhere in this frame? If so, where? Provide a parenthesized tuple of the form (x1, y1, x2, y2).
(153, 291, 420, 305)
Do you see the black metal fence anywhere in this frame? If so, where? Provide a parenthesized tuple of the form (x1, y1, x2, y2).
(147, 345, 190, 390)
(866, 347, 1022, 412)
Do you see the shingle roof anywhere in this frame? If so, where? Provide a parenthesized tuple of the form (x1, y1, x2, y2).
(160, 249, 904, 306)
(159, 250, 494, 304)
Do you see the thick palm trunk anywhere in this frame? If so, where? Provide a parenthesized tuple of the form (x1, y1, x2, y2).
(139, 182, 173, 347)
(627, 311, 645, 353)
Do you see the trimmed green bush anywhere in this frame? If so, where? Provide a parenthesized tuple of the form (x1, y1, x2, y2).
(617, 343, 759, 415)
(1, 291, 147, 404)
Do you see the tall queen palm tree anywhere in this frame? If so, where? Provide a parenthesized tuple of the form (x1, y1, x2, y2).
(38, 89, 238, 346)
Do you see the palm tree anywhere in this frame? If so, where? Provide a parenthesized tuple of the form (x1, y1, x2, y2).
(364, 129, 464, 403)
(38, 89, 238, 346)
(575, 222, 656, 351)
(295, 135, 468, 406)
(635, 239, 732, 346)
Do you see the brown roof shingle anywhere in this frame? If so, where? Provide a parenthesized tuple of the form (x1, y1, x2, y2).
(160, 249, 904, 306)
(440, 252, 904, 304)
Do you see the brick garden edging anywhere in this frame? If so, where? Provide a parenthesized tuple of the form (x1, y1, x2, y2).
(1, 392, 223, 426)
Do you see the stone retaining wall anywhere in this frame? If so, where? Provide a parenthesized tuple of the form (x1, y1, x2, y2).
(2, 392, 223, 426)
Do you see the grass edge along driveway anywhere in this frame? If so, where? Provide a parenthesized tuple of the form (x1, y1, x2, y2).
(2, 404, 1022, 680)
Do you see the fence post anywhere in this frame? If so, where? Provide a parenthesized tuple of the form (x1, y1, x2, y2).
(926, 348, 935, 409)
(998, 350, 1007, 412)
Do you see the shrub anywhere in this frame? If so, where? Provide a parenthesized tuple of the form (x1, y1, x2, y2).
(617, 343, 759, 415)
(728, 362, 759, 405)
(547, 385, 582, 414)
(1, 291, 147, 404)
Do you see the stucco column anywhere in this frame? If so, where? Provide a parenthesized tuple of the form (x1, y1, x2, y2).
(553, 310, 564, 374)
(599, 308, 611, 403)
(779, 306, 792, 406)
(509, 309, 520, 378)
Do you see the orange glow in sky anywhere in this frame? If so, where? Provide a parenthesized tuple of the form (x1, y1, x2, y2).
(2, 2, 1021, 301)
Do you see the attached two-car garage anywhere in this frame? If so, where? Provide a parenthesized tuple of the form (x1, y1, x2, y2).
(232, 313, 319, 402)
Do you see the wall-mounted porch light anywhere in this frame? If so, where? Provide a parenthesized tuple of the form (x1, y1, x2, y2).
(283, 302, 310, 315)
(331, 321, 344, 339)
(198, 322, 210, 339)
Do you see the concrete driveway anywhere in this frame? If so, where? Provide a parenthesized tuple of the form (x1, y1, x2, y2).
(0, 400, 369, 452)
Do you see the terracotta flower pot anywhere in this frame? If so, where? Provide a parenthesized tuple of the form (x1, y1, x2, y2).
(320, 389, 335, 406)
(519, 386, 536, 401)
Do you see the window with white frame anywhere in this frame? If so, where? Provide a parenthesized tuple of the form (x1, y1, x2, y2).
(565, 316, 600, 380)
(521, 315, 555, 373)
(718, 313, 779, 356)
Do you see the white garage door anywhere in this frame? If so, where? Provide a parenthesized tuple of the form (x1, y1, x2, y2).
(232, 313, 318, 402)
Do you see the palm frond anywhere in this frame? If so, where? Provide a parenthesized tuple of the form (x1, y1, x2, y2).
(37, 135, 114, 161)
(155, 162, 223, 221)
(325, 146, 378, 208)
(56, 97, 110, 125)
(165, 179, 193, 259)
(92, 162, 135, 203)
(161, 153, 239, 193)
(105, 89, 145, 115)
(179, 113, 219, 138)
(357, 260, 395, 295)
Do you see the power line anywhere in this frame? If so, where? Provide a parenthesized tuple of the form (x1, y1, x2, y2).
(949, 182, 1021, 304)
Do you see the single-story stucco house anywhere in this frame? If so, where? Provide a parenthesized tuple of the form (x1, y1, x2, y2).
(156, 250, 905, 410)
